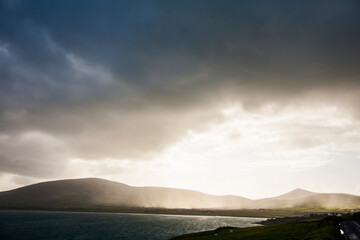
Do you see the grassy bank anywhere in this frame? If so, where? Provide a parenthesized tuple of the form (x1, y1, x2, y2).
(169, 216, 343, 240)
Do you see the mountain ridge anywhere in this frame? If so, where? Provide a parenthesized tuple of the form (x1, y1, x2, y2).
(0, 178, 359, 210)
(272, 188, 317, 201)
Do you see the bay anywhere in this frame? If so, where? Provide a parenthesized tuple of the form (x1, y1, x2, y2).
(0, 211, 265, 240)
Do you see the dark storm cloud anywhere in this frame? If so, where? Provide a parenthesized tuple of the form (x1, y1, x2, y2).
(0, 0, 360, 177)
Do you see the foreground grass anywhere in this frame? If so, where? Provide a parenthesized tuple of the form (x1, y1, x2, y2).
(170, 216, 343, 240)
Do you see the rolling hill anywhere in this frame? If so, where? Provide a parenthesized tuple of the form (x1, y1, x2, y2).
(272, 188, 317, 200)
(0, 178, 359, 211)
(0, 178, 251, 209)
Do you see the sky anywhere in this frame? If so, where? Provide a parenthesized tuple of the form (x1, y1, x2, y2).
(0, 0, 360, 199)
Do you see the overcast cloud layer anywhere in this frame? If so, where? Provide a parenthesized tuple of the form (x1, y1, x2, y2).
(0, 0, 360, 197)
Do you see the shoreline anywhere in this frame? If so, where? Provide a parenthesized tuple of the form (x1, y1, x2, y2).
(0, 207, 333, 219)
(0, 208, 268, 219)
(169, 216, 344, 240)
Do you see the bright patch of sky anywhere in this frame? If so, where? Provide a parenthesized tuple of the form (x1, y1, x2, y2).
(4, 104, 354, 199)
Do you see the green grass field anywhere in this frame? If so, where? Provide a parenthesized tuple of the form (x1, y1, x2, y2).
(170, 216, 343, 240)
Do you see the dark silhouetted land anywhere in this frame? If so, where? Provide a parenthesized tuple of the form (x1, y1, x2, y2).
(169, 216, 344, 240)
(170, 213, 360, 239)
(0, 178, 359, 218)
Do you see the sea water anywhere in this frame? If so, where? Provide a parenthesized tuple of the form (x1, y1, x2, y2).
(0, 211, 265, 240)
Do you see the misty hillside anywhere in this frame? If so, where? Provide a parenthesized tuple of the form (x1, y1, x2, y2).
(0, 178, 359, 210)
(0, 178, 251, 209)
(293, 193, 360, 208)
(272, 188, 317, 201)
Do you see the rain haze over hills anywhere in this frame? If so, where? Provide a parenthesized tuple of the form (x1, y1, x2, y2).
(1, 178, 360, 210)
(0, 0, 360, 200)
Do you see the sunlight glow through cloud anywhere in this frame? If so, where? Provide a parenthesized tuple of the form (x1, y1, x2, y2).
(1, 1, 360, 199)
(138, 104, 360, 198)
(1, 103, 360, 199)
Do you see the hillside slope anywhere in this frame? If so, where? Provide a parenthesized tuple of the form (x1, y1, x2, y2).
(0, 178, 359, 210)
(0, 178, 251, 209)
(272, 188, 317, 201)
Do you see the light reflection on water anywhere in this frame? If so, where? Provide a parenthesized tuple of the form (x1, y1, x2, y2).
(0, 211, 265, 240)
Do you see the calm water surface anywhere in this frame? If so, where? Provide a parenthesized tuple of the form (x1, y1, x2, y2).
(0, 211, 265, 240)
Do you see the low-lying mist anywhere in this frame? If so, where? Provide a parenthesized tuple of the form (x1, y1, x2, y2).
(1, 178, 360, 211)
